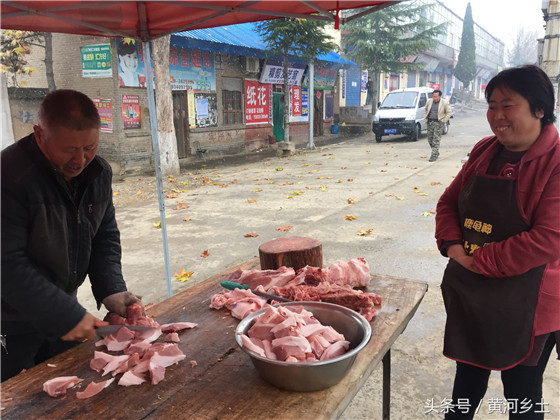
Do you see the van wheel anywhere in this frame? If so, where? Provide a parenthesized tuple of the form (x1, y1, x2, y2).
(410, 124, 420, 141)
(375, 135, 382, 143)
(443, 121, 449, 135)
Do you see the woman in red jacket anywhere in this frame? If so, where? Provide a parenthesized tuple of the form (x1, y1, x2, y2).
(436, 65, 559, 419)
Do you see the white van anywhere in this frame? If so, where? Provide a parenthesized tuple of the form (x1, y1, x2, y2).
(371, 87, 449, 142)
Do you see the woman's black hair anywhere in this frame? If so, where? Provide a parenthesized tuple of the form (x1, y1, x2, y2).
(485, 65, 556, 127)
(117, 39, 138, 57)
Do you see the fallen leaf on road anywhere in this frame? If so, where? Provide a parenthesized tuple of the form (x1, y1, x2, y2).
(431, 182, 441, 185)
(247, 199, 258, 203)
(275, 167, 283, 171)
(347, 178, 354, 182)
(254, 188, 263, 192)
(113, 191, 120, 196)
(347, 198, 357, 204)
(393, 177, 400, 180)
(385, 193, 395, 197)
(183, 217, 192, 221)
(244, 232, 259, 238)
(421, 212, 433, 216)
(153, 221, 161, 228)
(357, 229, 373, 236)
(136, 190, 143, 195)
(344, 215, 357, 221)
(181, 181, 189, 185)
(201, 250, 209, 258)
(174, 269, 193, 282)
(166, 193, 178, 198)
(395, 196, 405, 200)
(173, 204, 188, 210)
(232, 179, 237, 184)
(276, 225, 292, 231)
(320, 186, 327, 191)
(171, 189, 188, 193)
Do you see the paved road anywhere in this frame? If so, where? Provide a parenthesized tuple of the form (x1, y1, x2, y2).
(79, 104, 559, 420)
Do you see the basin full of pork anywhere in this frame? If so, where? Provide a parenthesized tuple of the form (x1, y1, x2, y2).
(235, 301, 372, 392)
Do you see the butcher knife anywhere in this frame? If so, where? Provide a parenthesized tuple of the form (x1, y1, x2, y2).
(95, 324, 156, 337)
(220, 280, 292, 302)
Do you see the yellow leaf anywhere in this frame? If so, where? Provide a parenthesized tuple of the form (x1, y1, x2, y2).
(347, 198, 357, 204)
(357, 229, 373, 236)
(395, 196, 405, 200)
(136, 190, 142, 195)
(165, 193, 178, 198)
(254, 188, 263, 192)
(153, 221, 162, 228)
(320, 186, 327, 191)
(174, 269, 193, 282)
(420, 212, 433, 216)
(113, 191, 120, 196)
(181, 181, 189, 185)
(344, 214, 357, 221)
(275, 167, 283, 171)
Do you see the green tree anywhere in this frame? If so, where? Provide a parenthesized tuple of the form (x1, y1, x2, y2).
(454, 3, 477, 89)
(343, 2, 446, 112)
(255, 18, 336, 142)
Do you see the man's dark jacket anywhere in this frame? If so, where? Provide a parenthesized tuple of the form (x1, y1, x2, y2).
(1, 134, 127, 338)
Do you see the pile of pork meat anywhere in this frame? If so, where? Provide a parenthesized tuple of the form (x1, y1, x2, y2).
(210, 258, 382, 322)
(43, 303, 197, 398)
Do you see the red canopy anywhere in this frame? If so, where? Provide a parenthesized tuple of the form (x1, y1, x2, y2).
(1, 1, 395, 40)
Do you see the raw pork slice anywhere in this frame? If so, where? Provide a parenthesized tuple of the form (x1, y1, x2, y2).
(76, 378, 115, 399)
(228, 266, 297, 291)
(160, 322, 198, 332)
(164, 332, 179, 343)
(210, 288, 267, 320)
(240, 305, 350, 363)
(118, 370, 146, 386)
(43, 376, 83, 397)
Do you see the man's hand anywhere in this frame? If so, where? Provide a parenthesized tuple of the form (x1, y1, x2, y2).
(102, 291, 141, 317)
(61, 313, 106, 342)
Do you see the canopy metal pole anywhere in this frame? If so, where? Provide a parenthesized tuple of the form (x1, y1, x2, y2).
(307, 62, 315, 149)
(142, 40, 173, 298)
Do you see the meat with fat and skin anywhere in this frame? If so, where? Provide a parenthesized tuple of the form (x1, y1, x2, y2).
(240, 305, 350, 363)
(160, 322, 197, 332)
(228, 266, 297, 291)
(118, 370, 146, 386)
(164, 332, 180, 342)
(43, 376, 83, 397)
(76, 378, 115, 399)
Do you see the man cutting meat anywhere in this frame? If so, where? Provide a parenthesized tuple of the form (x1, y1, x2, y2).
(1, 89, 140, 381)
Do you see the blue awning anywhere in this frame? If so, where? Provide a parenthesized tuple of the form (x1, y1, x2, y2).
(173, 22, 356, 68)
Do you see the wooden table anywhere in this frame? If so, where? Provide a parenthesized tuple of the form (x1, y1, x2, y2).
(1, 260, 427, 420)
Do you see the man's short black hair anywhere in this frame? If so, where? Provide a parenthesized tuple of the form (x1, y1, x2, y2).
(485, 65, 556, 127)
(39, 89, 100, 131)
(432, 89, 443, 96)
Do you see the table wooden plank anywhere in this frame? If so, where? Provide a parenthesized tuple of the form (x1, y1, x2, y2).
(1, 260, 427, 420)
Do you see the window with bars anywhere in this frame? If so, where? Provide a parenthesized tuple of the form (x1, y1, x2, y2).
(222, 90, 243, 125)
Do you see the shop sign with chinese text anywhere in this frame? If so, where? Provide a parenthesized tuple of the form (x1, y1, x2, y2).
(169, 45, 215, 91)
(245, 80, 269, 124)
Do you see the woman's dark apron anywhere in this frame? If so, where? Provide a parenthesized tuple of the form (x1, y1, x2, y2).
(441, 173, 545, 370)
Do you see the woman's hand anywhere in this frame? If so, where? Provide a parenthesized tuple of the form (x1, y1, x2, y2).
(447, 244, 481, 274)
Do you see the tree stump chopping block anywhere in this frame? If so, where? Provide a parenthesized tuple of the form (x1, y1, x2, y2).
(259, 236, 322, 270)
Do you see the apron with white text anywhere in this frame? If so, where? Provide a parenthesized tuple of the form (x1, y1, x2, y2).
(441, 173, 545, 370)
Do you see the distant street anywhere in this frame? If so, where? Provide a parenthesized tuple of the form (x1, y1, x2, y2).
(79, 103, 558, 420)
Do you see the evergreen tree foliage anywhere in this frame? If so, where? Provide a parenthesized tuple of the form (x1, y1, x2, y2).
(343, 2, 446, 110)
(255, 18, 336, 141)
(454, 3, 477, 88)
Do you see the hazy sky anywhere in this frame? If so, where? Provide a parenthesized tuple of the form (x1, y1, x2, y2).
(442, 0, 546, 49)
